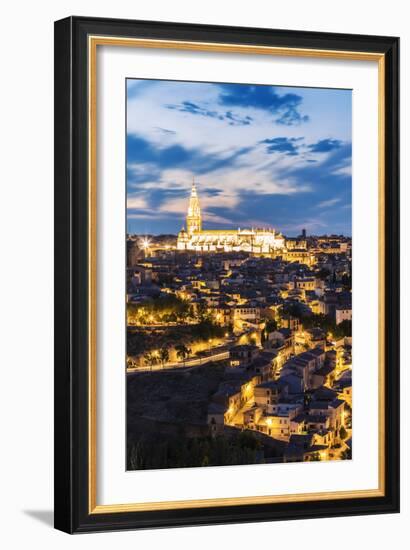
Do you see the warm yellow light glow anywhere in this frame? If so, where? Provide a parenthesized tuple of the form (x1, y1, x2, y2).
(140, 237, 151, 249)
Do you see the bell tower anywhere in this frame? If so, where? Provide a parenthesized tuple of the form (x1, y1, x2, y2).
(186, 178, 202, 235)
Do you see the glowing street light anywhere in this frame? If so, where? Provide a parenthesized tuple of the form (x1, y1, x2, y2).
(140, 237, 151, 250)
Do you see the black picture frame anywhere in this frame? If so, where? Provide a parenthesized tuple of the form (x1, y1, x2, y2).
(54, 16, 400, 534)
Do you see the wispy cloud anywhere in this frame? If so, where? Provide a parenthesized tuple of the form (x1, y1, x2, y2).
(127, 196, 148, 209)
(166, 101, 253, 126)
(154, 127, 176, 135)
(317, 197, 341, 208)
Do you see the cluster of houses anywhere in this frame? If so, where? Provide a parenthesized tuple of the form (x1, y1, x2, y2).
(127, 236, 352, 333)
(126, 231, 352, 462)
(207, 338, 351, 462)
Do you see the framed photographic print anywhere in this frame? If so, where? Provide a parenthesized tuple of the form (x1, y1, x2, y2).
(54, 16, 400, 533)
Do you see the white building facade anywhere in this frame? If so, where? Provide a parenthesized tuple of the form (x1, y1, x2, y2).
(177, 181, 285, 254)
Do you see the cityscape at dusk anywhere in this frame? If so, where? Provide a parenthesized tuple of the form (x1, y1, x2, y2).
(126, 79, 352, 470)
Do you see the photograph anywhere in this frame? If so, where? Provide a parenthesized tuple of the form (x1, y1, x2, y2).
(125, 78, 353, 470)
(52, 13, 399, 534)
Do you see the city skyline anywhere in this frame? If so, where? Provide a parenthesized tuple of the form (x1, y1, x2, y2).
(127, 79, 352, 237)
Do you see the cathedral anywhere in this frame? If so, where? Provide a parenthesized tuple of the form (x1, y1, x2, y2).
(177, 180, 285, 254)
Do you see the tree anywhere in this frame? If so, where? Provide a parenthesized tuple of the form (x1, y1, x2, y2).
(197, 301, 210, 322)
(175, 344, 191, 366)
(126, 356, 138, 370)
(333, 320, 352, 338)
(261, 319, 278, 345)
(309, 452, 321, 462)
(301, 313, 332, 332)
(282, 302, 305, 320)
(143, 352, 158, 371)
(127, 294, 191, 326)
(339, 426, 348, 440)
(265, 319, 278, 333)
(158, 347, 170, 368)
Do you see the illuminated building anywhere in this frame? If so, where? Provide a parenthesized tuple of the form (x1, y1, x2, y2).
(177, 180, 285, 254)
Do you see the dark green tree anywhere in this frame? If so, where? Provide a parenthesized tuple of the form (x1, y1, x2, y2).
(175, 344, 191, 366)
(143, 351, 158, 371)
(340, 448, 352, 460)
(339, 426, 348, 440)
(158, 347, 170, 368)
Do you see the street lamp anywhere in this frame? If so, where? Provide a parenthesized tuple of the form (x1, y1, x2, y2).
(140, 237, 151, 255)
(141, 237, 150, 249)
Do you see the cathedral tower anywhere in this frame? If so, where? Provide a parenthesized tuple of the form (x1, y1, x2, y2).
(186, 178, 202, 234)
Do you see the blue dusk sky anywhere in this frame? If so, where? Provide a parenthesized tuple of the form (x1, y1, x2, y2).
(126, 79, 352, 236)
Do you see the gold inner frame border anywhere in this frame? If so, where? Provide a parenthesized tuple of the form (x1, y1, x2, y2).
(87, 35, 386, 514)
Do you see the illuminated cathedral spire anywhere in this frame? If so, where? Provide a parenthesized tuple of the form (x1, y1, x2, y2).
(177, 176, 285, 253)
(186, 177, 202, 234)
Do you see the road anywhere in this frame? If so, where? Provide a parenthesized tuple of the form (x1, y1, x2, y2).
(127, 322, 197, 330)
(127, 349, 230, 373)
(126, 328, 256, 374)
